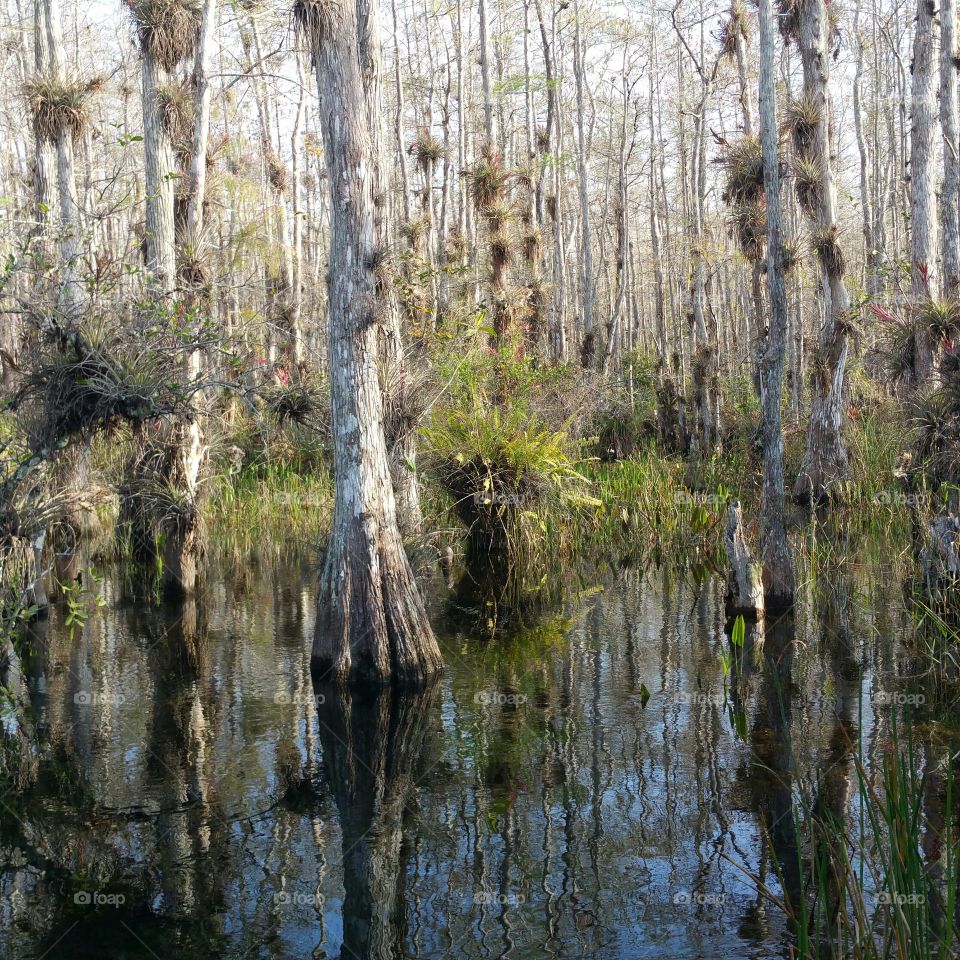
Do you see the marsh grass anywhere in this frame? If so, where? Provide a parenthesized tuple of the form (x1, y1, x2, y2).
(795, 717, 957, 960)
(205, 461, 332, 558)
(733, 697, 958, 960)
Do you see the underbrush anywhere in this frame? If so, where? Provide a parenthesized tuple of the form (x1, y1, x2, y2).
(32, 341, 949, 607)
(189, 347, 929, 582)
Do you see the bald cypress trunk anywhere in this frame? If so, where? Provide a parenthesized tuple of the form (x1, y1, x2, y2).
(36, 0, 92, 589)
(757, 0, 794, 608)
(573, 0, 595, 366)
(942, 0, 960, 297)
(792, 0, 851, 503)
(39, 0, 83, 315)
(142, 54, 176, 292)
(910, 0, 939, 378)
(31, 0, 54, 232)
(299, 0, 442, 685)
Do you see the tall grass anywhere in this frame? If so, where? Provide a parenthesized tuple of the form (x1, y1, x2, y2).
(206, 461, 332, 558)
(744, 708, 958, 960)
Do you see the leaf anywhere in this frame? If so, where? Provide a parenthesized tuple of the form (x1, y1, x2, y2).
(639, 683, 650, 708)
(731, 614, 746, 648)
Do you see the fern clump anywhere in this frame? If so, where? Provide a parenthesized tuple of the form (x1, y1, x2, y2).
(423, 388, 599, 563)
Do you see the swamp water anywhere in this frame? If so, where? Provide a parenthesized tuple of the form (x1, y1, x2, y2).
(0, 537, 952, 959)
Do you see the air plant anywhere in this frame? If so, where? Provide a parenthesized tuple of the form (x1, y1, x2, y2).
(124, 0, 202, 71)
(512, 161, 537, 192)
(775, 0, 802, 41)
(464, 145, 510, 213)
(24, 73, 104, 143)
(914, 298, 960, 340)
(729, 202, 767, 260)
(483, 201, 516, 233)
(265, 149, 291, 195)
(156, 82, 195, 156)
(489, 228, 513, 279)
(781, 240, 801, 274)
(411, 128, 443, 171)
(719, 0, 750, 59)
(400, 213, 430, 250)
(792, 155, 824, 216)
(176, 226, 212, 288)
(521, 227, 543, 264)
(784, 92, 822, 159)
(380, 355, 432, 449)
(811, 226, 845, 276)
(445, 226, 467, 263)
(722, 136, 765, 206)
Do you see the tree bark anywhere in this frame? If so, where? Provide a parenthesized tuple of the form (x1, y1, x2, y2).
(724, 501, 765, 617)
(573, 0, 595, 366)
(31, 0, 54, 232)
(478, 0, 495, 146)
(910, 0, 940, 378)
(792, 0, 851, 503)
(853, 15, 879, 298)
(141, 53, 176, 293)
(184, 0, 217, 242)
(301, 0, 442, 685)
(757, 0, 794, 608)
(41, 0, 82, 315)
(942, 0, 960, 297)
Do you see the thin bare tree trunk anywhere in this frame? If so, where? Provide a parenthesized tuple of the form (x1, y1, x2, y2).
(853, 12, 878, 298)
(31, 0, 54, 232)
(291, 48, 307, 364)
(391, 0, 412, 225)
(41, 0, 82, 314)
(185, 0, 217, 241)
(478, 0, 495, 146)
(141, 53, 176, 292)
(573, 0, 595, 366)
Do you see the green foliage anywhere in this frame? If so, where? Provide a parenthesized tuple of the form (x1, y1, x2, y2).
(206, 460, 333, 559)
(784, 715, 959, 960)
(58, 567, 106, 638)
(423, 386, 599, 538)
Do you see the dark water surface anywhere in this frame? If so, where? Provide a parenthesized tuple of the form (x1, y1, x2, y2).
(0, 544, 941, 959)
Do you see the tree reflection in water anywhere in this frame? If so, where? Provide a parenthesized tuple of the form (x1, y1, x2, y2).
(314, 679, 438, 959)
(0, 549, 953, 959)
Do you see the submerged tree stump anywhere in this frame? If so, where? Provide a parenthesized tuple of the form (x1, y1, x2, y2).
(724, 500, 765, 618)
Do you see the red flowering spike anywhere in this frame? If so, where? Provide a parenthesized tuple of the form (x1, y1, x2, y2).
(869, 303, 894, 323)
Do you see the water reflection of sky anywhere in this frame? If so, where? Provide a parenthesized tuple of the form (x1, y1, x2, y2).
(0, 548, 926, 958)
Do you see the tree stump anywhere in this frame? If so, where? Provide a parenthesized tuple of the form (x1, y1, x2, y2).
(724, 500, 765, 618)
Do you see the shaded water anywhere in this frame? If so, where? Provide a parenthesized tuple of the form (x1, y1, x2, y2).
(0, 541, 947, 959)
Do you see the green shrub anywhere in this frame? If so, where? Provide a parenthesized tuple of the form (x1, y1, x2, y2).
(423, 387, 599, 564)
